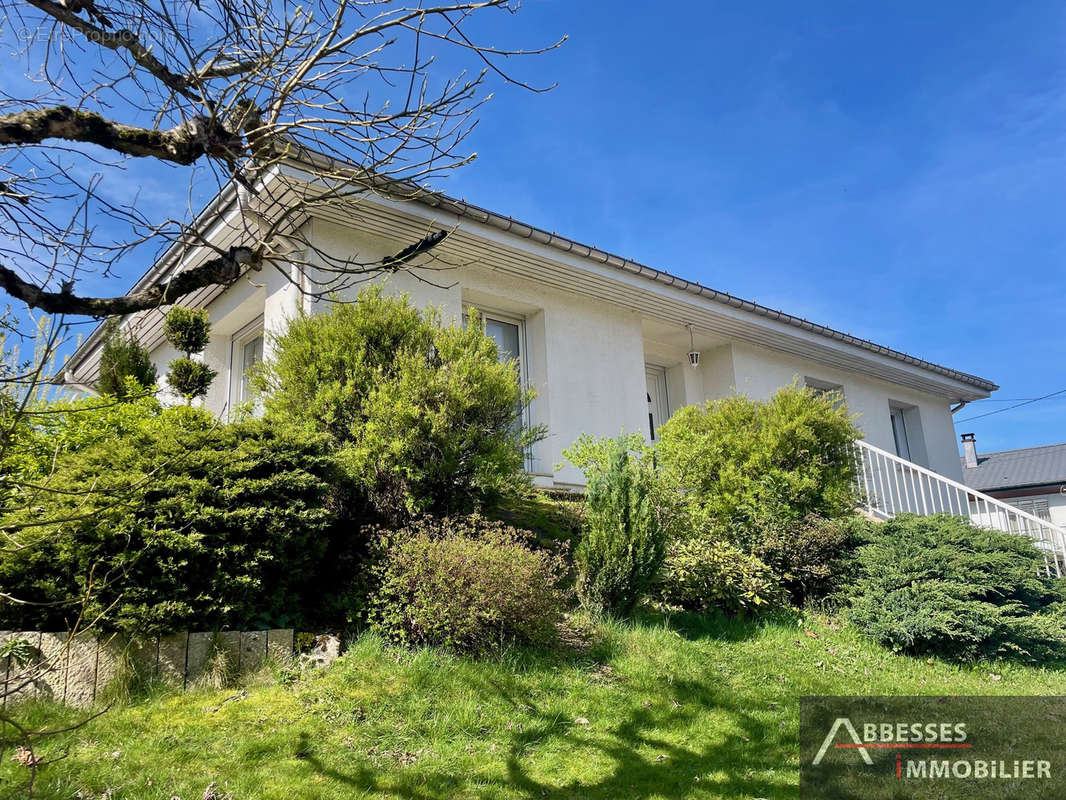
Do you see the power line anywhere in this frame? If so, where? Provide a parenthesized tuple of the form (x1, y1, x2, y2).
(956, 388, 1066, 423)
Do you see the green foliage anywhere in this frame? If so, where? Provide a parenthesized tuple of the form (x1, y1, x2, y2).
(559, 432, 652, 476)
(753, 514, 870, 606)
(162, 306, 211, 355)
(96, 319, 157, 398)
(369, 515, 567, 653)
(848, 514, 1066, 661)
(165, 356, 217, 401)
(575, 437, 666, 615)
(162, 306, 215, 402)
(0, 408, 336, 634)
(257, 287, 538, 522)
(659, 537, 785, 616)
(656, 384, 860, 547)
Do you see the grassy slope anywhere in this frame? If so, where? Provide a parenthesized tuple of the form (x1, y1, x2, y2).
(7, 612, 1066, 800)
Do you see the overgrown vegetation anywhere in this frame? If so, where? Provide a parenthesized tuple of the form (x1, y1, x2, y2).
(847, 514, 1066, 661)
(369, 516, 568, 653)
(658, 538, 784, 615)
(255, 288, 538, 523)
(0, 409, 336, 634)
(656, 385, 859, 545)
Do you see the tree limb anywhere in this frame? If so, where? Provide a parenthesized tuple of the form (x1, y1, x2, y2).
(0, 246, 260, 316)
(0, 106, 242, 165)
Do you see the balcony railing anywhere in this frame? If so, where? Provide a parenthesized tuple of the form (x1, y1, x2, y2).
(852, 439, 1066, 578)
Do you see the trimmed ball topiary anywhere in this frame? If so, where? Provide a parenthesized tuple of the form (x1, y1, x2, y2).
(162, 306, 212, 354)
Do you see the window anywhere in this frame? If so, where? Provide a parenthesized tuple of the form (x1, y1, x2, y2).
(805, 377, 845, 407)
(645, 365, 668, 441)
(230, 317, 264, 414)
(478, 312, 531, 467)
(889, 406, 911, 461)
(1012, 497, 1051, 521)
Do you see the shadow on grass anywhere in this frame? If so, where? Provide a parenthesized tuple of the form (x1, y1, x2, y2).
(295, 630, 797, 799)
(633, 604, 797, 644)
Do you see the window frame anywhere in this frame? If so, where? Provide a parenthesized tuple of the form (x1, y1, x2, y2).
(645, 364, 669, 441)
(228, 315, 264, 415)
(889, 404, 911, 461)
(466, 307, 532, 467)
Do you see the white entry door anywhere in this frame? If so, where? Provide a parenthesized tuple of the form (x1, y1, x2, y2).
(645, 366, 668, 441)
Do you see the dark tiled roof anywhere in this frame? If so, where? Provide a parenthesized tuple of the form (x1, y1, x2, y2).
(961, 442, 1066, 491)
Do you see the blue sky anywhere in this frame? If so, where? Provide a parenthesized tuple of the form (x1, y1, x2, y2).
(430, 1, 1066, 455)
(4, 2, 1064, 455)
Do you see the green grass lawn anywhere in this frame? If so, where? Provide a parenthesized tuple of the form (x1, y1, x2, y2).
(6, 611, 1066, 800)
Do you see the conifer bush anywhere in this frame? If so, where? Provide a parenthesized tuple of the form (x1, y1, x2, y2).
(0, 409, 336, 634)
(848, 514, 1066, 661)
(574, 437, 666, 615)
(96, 318, 157, 398)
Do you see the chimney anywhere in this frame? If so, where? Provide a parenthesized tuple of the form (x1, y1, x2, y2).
(961, 433, 978, 469)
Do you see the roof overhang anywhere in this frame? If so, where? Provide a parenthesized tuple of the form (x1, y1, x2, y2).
(64, 159, 998, 402)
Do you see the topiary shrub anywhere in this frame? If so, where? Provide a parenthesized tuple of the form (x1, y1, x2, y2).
(659, 538, 785, 616)
(163, 306, 216, 402)
(369, 515, 567, 652)
(0, 408, 337, 634)
(96, 318, 157, 399)
(256, 287, 539, 522)
(753, 514, 870, 606)
(847, 514, 1066, 661)
(656, 384, 860, 547)
(575, 436, 666, 615)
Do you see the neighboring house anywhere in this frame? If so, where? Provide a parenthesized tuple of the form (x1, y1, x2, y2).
(63, 161, 997, 489)
(960, 434, 1066, 527)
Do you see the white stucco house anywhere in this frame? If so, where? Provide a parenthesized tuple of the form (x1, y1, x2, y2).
(64, 161, 998, 489)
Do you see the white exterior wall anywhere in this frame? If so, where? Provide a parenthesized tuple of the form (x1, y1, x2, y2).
(147, 216, 974, 487)
(724, 342, 964, 481)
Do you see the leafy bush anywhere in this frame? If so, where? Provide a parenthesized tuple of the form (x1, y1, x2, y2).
(0, 408, 336, 634)
(256, 287, 538, 522)
(369, 516, 567, 652)
(847, 514, 1066, 661)
(656, 385, 860, 546)
(753, 514, 870, 606)
(97, 319, 157, 398)
(575, 437, 666, 615)
(659, 538, 785, 616)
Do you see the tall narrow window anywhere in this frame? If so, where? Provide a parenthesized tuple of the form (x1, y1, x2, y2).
(230, 316, 264, 416)
(480, 313, 530, 468)
(240, 334, 263, 403)
(889, 406, 911, 461)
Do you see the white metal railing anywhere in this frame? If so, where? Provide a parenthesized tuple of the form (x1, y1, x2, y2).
(851, 439, 1066, 578)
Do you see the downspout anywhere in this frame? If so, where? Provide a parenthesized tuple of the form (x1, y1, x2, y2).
(950, 400, 968, 414)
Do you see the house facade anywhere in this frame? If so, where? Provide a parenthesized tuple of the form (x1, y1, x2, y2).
(960, 435, 1066, 527)
(64, 164, 997, 488)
